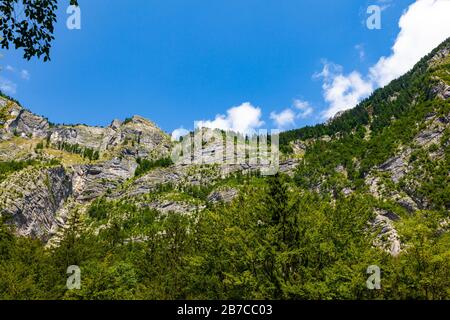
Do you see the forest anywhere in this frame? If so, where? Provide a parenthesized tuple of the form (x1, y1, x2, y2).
(0, 172, 449, 299)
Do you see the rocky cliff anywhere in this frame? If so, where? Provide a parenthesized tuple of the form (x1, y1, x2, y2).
(0, 165, 72, 241)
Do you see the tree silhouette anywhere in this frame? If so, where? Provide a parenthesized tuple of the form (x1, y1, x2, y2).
(0, 0, 78, 61)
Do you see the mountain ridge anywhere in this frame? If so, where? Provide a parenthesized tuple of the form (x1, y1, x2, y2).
(0, 38, 449, 300)
(0, 38, 449, 245)
(280, 37, 450, 150)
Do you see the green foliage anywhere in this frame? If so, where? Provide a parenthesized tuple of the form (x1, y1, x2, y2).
(64, 260, 138, 300)
(35, 142, 45, 151)
(280, 38, 450, 151)
(134, 157, 173, 177)
(123, 117, 133, 125)
(381, 212, 450, 299)
(87, 197, 111, 221)
(400, 143, 450, 211)
(53, 141, 100, 161)
(0, 160, 38, 182)
(1, 176, 448, 300)
(0, 217, 63, 299)
(180, 184, 214, 201)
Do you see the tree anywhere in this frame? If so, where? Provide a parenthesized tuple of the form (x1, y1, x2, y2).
(51, 210, 96, 273)
(266, 173, 298, 246)
(0, 0, 78, 61)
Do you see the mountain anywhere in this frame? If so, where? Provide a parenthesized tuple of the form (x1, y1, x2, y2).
(0, 38, 449, 300)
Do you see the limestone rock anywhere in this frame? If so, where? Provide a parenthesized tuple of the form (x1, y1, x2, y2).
(369, 209, 402, 257)
(8, 109, 50, 138)
(207, 188, 238, 204)
(72, 158, 138, 201)
(0, 98, 49, 139)
(49, 115, 172, 159)
(144, 200, 203, 215)
(0, 166, 72, 242)
(430, 81, 450, 100)
(414, 113, 449, 147)
(378, 154, 409, 183)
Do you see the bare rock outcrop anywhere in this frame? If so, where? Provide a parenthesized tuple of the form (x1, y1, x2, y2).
(144, 200, 203, 215)
(8, 109, 50, 138)
(369, 209, 402, 257)
(365, 174, 419, 213)
(49, 115, 172, 159)
(430, 81, 450, 100)
(72, 157, 138, 201)
(0, 97, 49, 139)
(415, 113, 449, 148)
(0, 166, 72, 241)
(378, 152, 410, 183)
(207, 188, 238, 204)
(119, 159, 298, 199)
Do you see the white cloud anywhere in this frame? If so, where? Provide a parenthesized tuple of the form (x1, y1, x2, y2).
(0, 77, 17, 95)
(270, 99, 314, 129)
(319, 0, 450, 119)
(370, 0, 450, 87)
(293, 99, 314, 118)
(355, 44, 365, 61)
(270, 108, 296, 129)
(0, 66, 30, 94)
(196, 102, 264, 134)
(316, 63, 373, 119)
(171, 127, 190, 141)
(20, 70, 30, 80)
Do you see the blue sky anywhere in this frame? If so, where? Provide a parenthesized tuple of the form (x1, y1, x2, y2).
(1, 0, 449, 137)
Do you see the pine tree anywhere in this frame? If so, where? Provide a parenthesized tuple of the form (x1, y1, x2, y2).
(266, 173, 297, 246)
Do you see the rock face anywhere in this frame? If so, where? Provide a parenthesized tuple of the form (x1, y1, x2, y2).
(279, 159, 299, 175)
(0, 98, 49, 139)
(429, 45, 450, 66)
(365, 169, 420, 213)
(49, 125, 107, 150)
(118, 158, 298, 199)
(326, 110, 346, 124)
(207, 188, 238, 204)
(364, 111, 450, 213)
(0, 166, 72, 241)
(72, 158, 138, 201)
(118, 166, 183, 198)
(378, 154, 409, 183)
(430, 81, 450, 100)
(49, 115, 172, 159)
(8, 109, 50, 138)
(144, 200, 203, 215)
(414, 113, 449, 147)
(1, 97, 172, 160)
(369, 209, 402, 257)
(291, 140, 307, 155)
(0, 99, 176, 241)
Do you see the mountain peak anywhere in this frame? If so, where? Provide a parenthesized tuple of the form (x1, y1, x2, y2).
(126, 115, 158, 128)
